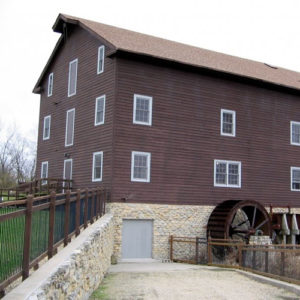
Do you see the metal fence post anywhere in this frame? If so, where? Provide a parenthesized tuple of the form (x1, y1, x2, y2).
(48, 191, 56, 259)
(64, 190, 71, 246)
(22, 195, 33, 280)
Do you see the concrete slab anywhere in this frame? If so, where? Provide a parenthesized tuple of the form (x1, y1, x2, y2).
(91, 263, 300, 300)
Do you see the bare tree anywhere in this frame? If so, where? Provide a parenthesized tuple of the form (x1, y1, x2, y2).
(0, 123, 36, 188)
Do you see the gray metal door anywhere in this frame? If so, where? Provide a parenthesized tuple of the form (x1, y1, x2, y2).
(122, 219, 153, 259)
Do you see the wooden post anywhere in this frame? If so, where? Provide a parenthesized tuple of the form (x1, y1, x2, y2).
(170, 235, 173, 261)
(252, 246, 256, 270)
(48, 191, 56, 259)
(64, 190, 71, 246)
(84, 188, 88, 229)
(96, 189, 100, 219)
(103, 190, 107, 215)
(265, 249, 269, 273)
(22, 195, 33, 280)
(195, 237, 199, 264)
(207, 235, 212, 264)
(99, 190, 105, 217)
(91, 189, 95, 224)
(238, 244, 242, 268)
(75, 189, 81, 236)
(280, 250, 285, 276)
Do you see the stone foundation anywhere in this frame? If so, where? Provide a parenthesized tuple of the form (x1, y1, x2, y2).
(107, 203, 214, 260)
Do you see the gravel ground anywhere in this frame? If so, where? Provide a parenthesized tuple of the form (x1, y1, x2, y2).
(90, 263, 300, 300)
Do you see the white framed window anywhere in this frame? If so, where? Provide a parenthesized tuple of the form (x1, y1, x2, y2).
(68, 58, 78, 97)
(43, 115, 51, 140)
(133, 94, 153, 126)
(94, 95, 106, 126)
(48, 73, 53, 97)
(97, 45, 105, 74)
(65, 108, 75, 147)
(290, 121, 300, 146)
(131, 151, 151, 182)
(221, 109, 236, 137)
(41, 161, 48, 185)
(214, 160, 241, 188)
(92, 151, 103, 182)
(291, 167, 300, 191)
(63, 159, 73, 190)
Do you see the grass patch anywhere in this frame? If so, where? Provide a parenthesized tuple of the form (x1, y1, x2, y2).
(90, 274, 115, 299)
(0, 205, 68, 283)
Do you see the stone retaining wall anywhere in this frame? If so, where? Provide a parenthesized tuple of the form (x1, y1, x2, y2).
(4, 214, 114, 300)
(107, 203, 214, 260)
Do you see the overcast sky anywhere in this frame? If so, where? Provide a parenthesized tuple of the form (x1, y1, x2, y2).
(0, 0, 300, 143)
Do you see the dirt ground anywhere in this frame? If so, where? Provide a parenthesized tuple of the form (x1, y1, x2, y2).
(90, 263, 300, 300)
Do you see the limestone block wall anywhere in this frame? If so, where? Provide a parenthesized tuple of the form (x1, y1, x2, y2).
(107, 203, 214, 260)
(4, 214, 114, 300)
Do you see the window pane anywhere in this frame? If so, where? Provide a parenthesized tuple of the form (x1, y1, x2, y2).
(48, 73, 53, 96)
(292, 124, 300, 144)
(93, 153, 102, 180)
(292, 169, 300, 190)
(222, 112, 233, 134)
(68, 60, 78, 96)
(133, 154, 148, 179)
(66, 110, 75, 146)
(98, 46, 104, 73)
(135, 96, 150, 124)
(216, 162, 226, 184)
(96, 97, 105, 124)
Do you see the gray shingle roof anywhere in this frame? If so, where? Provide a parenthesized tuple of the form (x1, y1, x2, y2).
(33, 14, 300, 93)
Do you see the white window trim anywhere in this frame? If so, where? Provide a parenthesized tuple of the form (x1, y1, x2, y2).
(133, 94, 153, 126)
(65, 108, 75, 147)
(63, 158, 73, 180)
(94, 95, 106, 126)
(97, 45, 105, 74)
(221, 109, 236, 137)
(290, 121, 300, 146)
(68, 58, 78, 97)
(131, 151, 151, 182)
(291, 166, 300, 191)
(41, 161, 48, 185)
(43, 115, 51, 140)
(48, 73, 53, 97)
(214, 159, 241, 188)
(92, 151, 103, 182)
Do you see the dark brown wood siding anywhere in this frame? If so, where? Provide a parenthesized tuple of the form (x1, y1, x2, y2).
(112, 57, 300, 207)
(36, 26, 115, 189)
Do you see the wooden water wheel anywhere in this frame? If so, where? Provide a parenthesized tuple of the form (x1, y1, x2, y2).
(207, 200, 271, 242)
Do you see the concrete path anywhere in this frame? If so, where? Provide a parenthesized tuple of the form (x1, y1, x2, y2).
(90, 262, 300, 300)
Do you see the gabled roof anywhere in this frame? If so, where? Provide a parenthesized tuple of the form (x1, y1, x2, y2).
(33, 13, 300, 93)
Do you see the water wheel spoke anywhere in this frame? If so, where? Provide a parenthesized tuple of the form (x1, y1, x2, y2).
(232, 229, 249, 234)
(254, 219, 268, 231)
(231, 219, 249, 229)
(251, 206, 257, 227)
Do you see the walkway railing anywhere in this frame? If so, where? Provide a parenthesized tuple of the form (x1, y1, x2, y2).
(0, 188, 106, 296)
(170, 235, 300, 285)
(0, 178, 74, 202)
